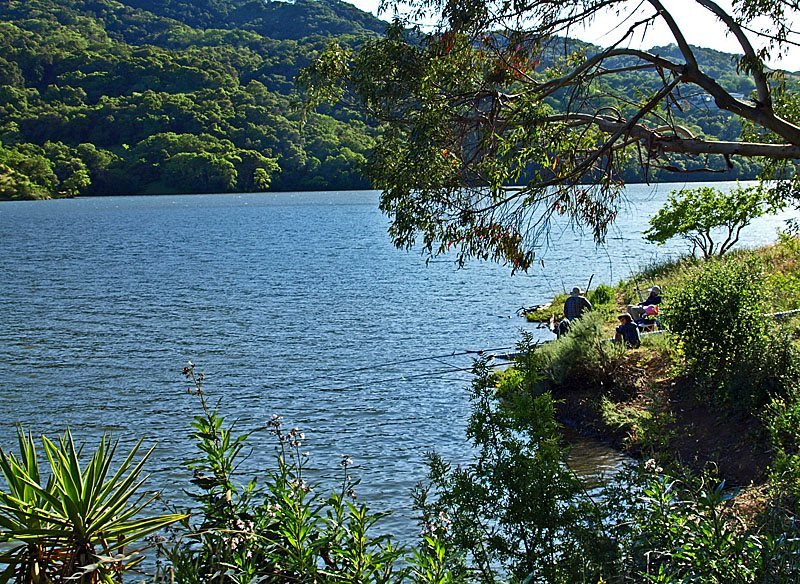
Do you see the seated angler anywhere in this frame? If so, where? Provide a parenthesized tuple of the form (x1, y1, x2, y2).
(641, 285, 661, 307)
(563, 287, 592, 322)
(628, 285, 662, 321)
(555, 286, 592, 338)
(614, 313, 641, 348)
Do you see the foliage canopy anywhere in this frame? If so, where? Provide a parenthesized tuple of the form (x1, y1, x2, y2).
(0, 0, 384, 199)
(644, 184, 785, 258)
(302, 0, 800, 269)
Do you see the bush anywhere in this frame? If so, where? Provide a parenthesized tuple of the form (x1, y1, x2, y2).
(609, 468, 800, 583)
(665, 257, 799, 406)
(0, 428, 184, 583)
(414, 353, 616, 583)
(589, 284, 613, 306)
(766, 390, 800, 502)
(5, 360, 800, 583)
(421, 342, 800, 583)
(537, 311, 627, 387)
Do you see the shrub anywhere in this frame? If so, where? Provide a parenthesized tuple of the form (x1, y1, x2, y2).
(537, 311, 627, 387)
(0, 428, 184, 583)
(764, 270, 800, 313)
(414, 353, 616, 583)
(588, 284, 613, 306)
(766, 390, 800, 502)
(665, 257, 799, 406)
(612, 469, 800, 583)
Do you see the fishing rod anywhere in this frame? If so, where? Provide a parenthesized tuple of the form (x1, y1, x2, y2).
(316, 360, 508, 392)
(631, 273, 645, 303)
(278, 345, 518, 390)
(623, 251, 645, 303)
(342, 346, 515, 374)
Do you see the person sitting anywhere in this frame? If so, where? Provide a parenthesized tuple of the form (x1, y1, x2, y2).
(628, 285, 662, 321)
(563, 287, 592, 322)
(637, 304, 659, 331)
(614, 313, 641, 348)
(550, 314, 571, 338)
(640, 285, 661, 307)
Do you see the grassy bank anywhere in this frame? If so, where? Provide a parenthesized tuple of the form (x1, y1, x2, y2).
(518, 234, 800, 490)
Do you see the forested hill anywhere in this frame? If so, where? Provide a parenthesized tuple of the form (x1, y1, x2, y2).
(119, 0, 387, 40)
(0, 0, 773, 200)
(0, 0, 385, 199)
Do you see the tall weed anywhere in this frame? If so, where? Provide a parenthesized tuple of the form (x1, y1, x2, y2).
(155, 363, 452, 584)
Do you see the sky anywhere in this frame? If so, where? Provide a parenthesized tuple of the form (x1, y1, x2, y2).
(344, 0, 800, 70)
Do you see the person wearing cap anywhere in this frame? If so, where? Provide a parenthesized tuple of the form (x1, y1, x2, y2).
(640, 285, 662, 307)
(563, 286, 593, 322)
(615, 313, 641, 348)
(628, 285, 662, 321)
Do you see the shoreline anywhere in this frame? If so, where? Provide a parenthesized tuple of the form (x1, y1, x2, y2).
(1, 178, 764, 202)
(514, 239, 799, 488)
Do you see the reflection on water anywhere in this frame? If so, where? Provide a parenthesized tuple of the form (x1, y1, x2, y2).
(566, 435, 631, 489)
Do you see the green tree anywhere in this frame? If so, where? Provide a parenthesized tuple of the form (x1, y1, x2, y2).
(644, 184, 785, 258)
(232, 149, 279, 192)
(44, 141, 93, 197)
(162, 151, 237, 193)
(0, 142, 56, 199)
(301, 1, 800, 269)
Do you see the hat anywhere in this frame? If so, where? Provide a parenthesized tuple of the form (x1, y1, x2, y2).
(617, 313, 632, 322)
(650, 285, 661, 294)
(571, 287, 582, 295)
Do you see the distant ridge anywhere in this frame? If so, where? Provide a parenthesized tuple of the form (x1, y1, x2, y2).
(118, 0, 387, 39)
(0, 0, 781, 199)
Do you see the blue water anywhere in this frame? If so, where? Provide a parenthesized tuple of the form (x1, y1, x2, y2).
(0, 183, 792, 540)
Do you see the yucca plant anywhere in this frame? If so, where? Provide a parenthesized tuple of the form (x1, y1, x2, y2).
(0, 427, 186, 583)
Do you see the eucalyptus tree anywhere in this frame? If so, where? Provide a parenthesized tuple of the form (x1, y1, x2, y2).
(300, 0, 800, 270)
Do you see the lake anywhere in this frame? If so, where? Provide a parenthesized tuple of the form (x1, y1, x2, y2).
(0, 182, 792, 540)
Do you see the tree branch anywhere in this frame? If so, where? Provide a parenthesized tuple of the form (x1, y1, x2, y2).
(694, 0, 771, 108)
(536, 113, 800, 158)
(532, 47, 682, 98)
(522, 43, 800, 145)
(647, 0, 698, 67)
(720, 222, 747, 255)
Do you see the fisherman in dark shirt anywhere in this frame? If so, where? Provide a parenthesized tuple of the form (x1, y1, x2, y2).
(563, 287, 592, 321)
(615, 313, 640, 348)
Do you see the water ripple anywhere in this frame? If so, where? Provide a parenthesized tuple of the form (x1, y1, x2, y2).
(0, 184, 789, 540)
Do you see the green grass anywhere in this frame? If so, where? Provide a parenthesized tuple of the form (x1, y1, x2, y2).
(613, 236, 800, 313)
(524, 293, 568, 322)
(524, 286, 618, 323)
